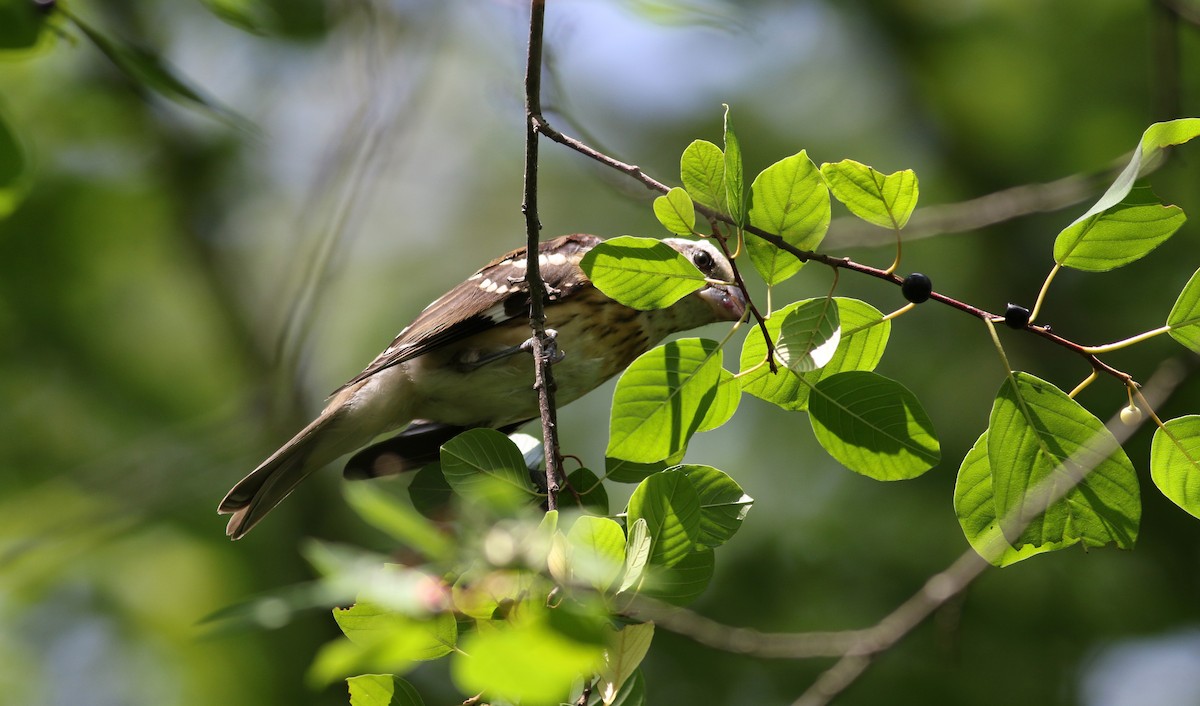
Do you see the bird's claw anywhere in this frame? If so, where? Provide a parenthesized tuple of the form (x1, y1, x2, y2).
(520, 329, 565, 364)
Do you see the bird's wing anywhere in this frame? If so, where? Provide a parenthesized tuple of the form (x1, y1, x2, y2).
(333, 233, 600, 393)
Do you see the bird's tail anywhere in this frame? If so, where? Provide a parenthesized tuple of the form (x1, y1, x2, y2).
(219, 407, 365, 540)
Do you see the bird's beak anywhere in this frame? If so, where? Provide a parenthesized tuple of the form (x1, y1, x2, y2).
(697, 282, 747, 322)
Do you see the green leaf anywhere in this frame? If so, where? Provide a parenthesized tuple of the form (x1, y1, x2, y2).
(580, 236, 707, 310)
(0, 0, 46, 51)
(653, 187, 697, 236)
(740, 298, 890, 411)
(567, 467, 609, 515)
(1150, 415, 1200, 519)
(626, 470, 702, 568)
(722, 104, 745, 225)
(451, 569, 535, 621)
(0, 112, 28, 219)
(808, 371, 940, 480)
(347, 675, 424, 706)
(599, 622, 654, 706)
(774, 296, 841, 372)
(618, 518, 651, 594)
(680, 140, 726, 213)
(745, 151, 830, 285)
(953, 431, 1063, 567)
(343, 483, 451, 560)
(310, 604, 457, 684)
(677, 464, 753, 548)
(640, 548, 714, 606)
(1053, 186, 1186, 271)
(607, 338, 722, 463)
(1064, 118, 1200, 231)
(70, 14, 245, 126)
(987, 371, 1140, 550)
(408, 464, 453, 520)
(440, 429, 537, 509)
(605, 457, 670, 484)
(451, 606, 607, 706)
(566, 516, 627, 592)
(200, 0, 275, 34)
(333, 602, 456, 660)
(589, 669, 646, 706)
(820, 160, 919, 230)
(1167, 267, 1200, 354)
(696, 368, 740, 433)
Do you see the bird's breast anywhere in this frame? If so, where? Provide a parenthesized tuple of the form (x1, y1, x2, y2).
(404, 291, 655, 427)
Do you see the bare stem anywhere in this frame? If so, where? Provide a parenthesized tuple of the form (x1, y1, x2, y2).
(521, 0, 563, 510)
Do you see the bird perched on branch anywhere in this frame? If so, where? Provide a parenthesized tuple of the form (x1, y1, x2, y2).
(219, 233, 746, 539)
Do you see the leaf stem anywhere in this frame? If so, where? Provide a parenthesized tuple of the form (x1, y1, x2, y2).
(880, 302, 916, 323)
(1081, 325, 1172, 353)
(1029, 263, 1060, 323)
(1068, 370, 1099, 398)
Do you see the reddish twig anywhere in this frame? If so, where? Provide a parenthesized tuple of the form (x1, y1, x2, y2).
(521, 0, 563, 509)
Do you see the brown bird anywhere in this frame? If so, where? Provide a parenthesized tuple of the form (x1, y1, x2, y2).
(219, 234, 745, 539)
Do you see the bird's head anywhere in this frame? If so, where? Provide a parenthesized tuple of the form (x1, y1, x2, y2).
(662, 237, 747, 325)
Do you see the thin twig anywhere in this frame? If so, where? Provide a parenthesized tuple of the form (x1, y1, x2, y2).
(790, 356, 1192, 706)
(522, 0, 563, 509)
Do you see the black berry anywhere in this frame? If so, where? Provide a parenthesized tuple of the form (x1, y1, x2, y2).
(1004, 303, 1031, 329)
(901, 272, 933, 304)
(32, 0, 56, 14)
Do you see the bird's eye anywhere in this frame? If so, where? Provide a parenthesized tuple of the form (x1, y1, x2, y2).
(692, 249, 715, 272)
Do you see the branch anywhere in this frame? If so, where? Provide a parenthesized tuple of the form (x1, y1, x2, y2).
(790, 355, 1193, 705)
(522, 0, 564, 510)
(535, 118, 1140, 386)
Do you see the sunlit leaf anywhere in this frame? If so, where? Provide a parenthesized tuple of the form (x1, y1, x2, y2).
(740, 298, 889, 411)
(618, 518, 651, 594)
(987, 372, 1139, 550)
(566, 515, 627, 592)
(1167, 267, 1200, 354)
(1053, 186, 1185, 271)
(626, 470, 701, 568)
(588, 669, 647, 706)
(680, 140, 726, 213)
(580, 236, 707, 310)
(722, 104, 745, 225)
(1064, 118, 1200, 230)
(1150, 415, 1200, 519)
(696, 368, 740, 433)
(745, 151, 830, 284)
(309, 604, 456, 685)
(653, 187, 697, 235)
(774, 296, 841, 372)
(440, 429, 537, 509)
(607, 338, 722, 463)
(953, 431, 1064, 567)
(820, 160, 918, 230)
(347, 674, 424, 706)
(452, 569, 535, 621)
(677, 464, 752, 548)
(808, 371, 940, 480)
(599, 622, 654, 706)
(451, 606, 607, 706)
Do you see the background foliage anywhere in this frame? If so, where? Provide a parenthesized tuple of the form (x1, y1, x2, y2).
(3, 1, 1200, 705)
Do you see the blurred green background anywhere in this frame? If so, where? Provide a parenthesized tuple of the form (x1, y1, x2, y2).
(3, 1, 1200, 704)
